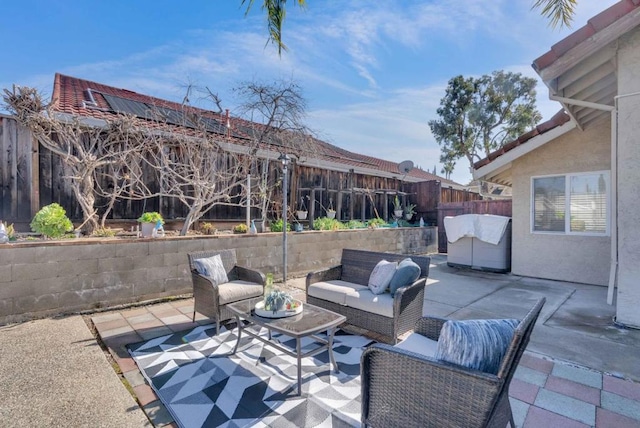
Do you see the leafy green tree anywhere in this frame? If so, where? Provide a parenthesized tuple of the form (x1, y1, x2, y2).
(428, 71, 542, 178)
(246, 1, 577, 55)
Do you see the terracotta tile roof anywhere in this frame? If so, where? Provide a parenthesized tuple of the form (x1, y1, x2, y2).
(473, 110, 571, 169)
(50, 73, 457, 185)
(533, 0, 640, 72)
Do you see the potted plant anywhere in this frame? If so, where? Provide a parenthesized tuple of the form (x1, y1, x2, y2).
(137, 212, 164, 238)
(393, 195, 403, 218)
(325, 198, 336, 219)
(296, 196, 308, 220)
(199, 221, 217, 235)
(404, 203, 417, 220)
(233, 223, 248, 234)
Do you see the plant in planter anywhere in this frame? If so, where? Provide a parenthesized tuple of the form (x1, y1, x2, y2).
(269, 218, 291, 232)
(137, 212, 164, 238)
(233, 223, 248, 234)
(325, 198, 336, 219)
(368, 217, 387, 229)
(199, 221, 217, 235)
(30, 203, 74, 239)
(393, 195, 403, 218)
(404, 203, 417, 220)
(296, 196, 308, 220)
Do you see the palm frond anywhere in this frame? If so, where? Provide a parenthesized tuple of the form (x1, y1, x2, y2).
(532, 0, 577, 28)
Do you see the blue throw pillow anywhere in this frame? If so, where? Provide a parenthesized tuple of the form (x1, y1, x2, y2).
(435, 318, 519, 375)
(389, 258, 421, 296)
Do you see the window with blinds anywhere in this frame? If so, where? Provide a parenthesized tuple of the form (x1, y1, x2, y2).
(532, 171, 609, 235)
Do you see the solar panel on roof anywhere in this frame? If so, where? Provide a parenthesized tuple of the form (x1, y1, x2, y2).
(102, 93, 153, 119)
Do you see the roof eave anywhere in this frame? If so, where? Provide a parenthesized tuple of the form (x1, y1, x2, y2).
(473, 120, 577, 186)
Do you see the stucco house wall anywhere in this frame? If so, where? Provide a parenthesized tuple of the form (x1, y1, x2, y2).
(510, 117, 611, 286)
(615, 28, 640, 326)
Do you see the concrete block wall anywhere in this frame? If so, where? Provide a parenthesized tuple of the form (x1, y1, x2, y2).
(0, 227, 436, 324)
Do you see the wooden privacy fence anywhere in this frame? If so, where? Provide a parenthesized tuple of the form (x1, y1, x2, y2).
(1, 116, 435, 230)
(437, 199, 513, 253)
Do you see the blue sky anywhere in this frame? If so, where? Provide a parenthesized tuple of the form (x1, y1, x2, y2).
(1, 0, 617, 184)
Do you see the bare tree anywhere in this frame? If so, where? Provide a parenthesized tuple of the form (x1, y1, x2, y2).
(140, 122, 247, 236)
(3, 86, 147, 234)
(234, 79, 314, 221)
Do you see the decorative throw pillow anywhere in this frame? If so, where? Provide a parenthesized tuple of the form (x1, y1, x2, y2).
(435, 318, 519, 375)
(368, 260, 398, 294)
(389, 258, 421, 296)
(193, 254, 229, 285)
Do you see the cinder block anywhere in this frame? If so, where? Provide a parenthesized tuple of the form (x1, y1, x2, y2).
(12, 262, 59, 281)
(131, 254, 165, 269)
(148, 240, 179, 255)
(0, 265, 11, 283)
(0, 280, 34, 300)
(98, 257, 134, 272)
(114, 242, 149, 258)
(56, 258, 99, 277)
(0, 298, 14, 318)
(15, 293, 58, 313)
(163, 252, 186, 267)
(147, 265, 178, 282)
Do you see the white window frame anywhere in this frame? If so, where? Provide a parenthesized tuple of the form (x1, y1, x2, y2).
(530, 171, 610, 236)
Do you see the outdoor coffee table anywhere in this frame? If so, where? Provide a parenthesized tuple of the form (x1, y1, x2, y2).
(227, 297, 347, 395)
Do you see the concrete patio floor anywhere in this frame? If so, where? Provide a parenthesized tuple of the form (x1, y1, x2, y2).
(2, 252, 640, 427)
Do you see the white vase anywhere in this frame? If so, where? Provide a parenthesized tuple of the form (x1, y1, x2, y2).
(327, 210, 336, 219)
(297, 211, 308, 220)
(140, 222, 155, 237)
(394, 209, 403, 218)
(405, 213, 413, 220)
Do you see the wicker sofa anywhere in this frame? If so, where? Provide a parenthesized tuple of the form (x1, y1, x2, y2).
(306, 249, 431, 343)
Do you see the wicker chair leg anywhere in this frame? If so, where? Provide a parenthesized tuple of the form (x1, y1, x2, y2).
(509, 413, 516, 428)
(216, 318, 221, 335)
(192, 311, 196, 322)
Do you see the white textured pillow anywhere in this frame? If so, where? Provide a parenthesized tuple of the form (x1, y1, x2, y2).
(193, 254, 229, 285)
(368, 260, 398, 294)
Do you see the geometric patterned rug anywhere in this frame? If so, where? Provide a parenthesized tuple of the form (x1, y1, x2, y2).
(128, 325, 375, 427)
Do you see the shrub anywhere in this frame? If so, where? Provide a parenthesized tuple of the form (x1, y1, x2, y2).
(137, 212, 164, 224)
(200, 222, 216, 235)
(92, 227, 117, 237)
(367, 217, 387, 228)
(233, 223, 248, 233)
(345, 220, 366, 229)
(269, 219, 291, 232)
(30, 203, 74, 238)
(313, 217, 345, 231)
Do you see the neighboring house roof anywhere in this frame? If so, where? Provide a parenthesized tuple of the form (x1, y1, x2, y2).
(50, 73, 460, 187)
(533, 0, 640, 129)
(474, 0, 640, 185)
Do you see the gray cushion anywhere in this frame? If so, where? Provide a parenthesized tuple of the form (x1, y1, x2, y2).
(435, 318, 519, 375)
(194, 254, 229, 285)
(307, 280, 369, 305)
(218, 280, 264, 305)
(389, 258, 421, 296)
(395, 332, 438, 357)
(344, 290, 394, 318)
(368, 260, 397, 295)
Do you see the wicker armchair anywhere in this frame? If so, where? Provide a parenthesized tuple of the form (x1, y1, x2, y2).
(360, 298, 546, 428)
(187, 249, 266, 333)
